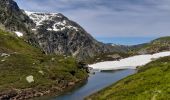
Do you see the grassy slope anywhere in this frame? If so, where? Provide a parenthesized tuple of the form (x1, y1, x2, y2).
(87, 56, 170, 100)
(133, 36, 170, 54)
(0, 29, 87, 92)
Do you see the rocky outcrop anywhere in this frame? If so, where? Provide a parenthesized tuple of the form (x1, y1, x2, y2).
(25, 12, 126, 60)
(0, 78, 87, 100)
(0, 0, 34, 32)
(0, 0, 127, 61)
(0, 0, 38, 46)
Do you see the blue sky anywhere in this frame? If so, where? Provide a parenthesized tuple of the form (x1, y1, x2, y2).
(15, 0, 170, 45)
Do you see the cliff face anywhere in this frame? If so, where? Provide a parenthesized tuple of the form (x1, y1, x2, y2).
(0, 0, 38, 46)
(0, 0, 126, 61)
(25, 12, 127, 60)
(0, 0, 35, 32)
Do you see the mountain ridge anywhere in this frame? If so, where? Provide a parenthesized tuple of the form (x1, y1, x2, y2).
(22, 11, 126, 61)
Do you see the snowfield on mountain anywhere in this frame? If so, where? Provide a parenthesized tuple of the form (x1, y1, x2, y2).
(89, 51, 170, 70)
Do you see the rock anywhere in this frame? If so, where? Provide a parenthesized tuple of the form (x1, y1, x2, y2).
(68, 82, 75, 86)
(0, 0, 38, 46)
(107, 54, 121, 59)
(0, 90, 18, 100)
(26, 75, 34, 83)
(25, 11, 126, 61)
(1, 53, 10, 57)
(1, 59, 5, 62)
(51, 57, 55, 61)
(38, 70, 44, 75)
(34, 92, 43, 97)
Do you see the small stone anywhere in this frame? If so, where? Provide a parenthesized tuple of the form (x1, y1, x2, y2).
(38, 70, 44, 75)
(1, 53, 10, 57)
(26, 75, 34, 83)
(1, 59, 5, 62)
(51, 58, 55, 61)
(68, 82, 75, 86)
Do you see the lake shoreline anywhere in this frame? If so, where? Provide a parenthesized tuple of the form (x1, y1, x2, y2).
(54, 69, 136, 100)
(0, 76, 88, 100)
(85, 70, 137, 100)
(86, 56, 170, 99)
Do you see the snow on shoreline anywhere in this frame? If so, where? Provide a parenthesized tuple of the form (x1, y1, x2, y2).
(89, 51, 170, 71)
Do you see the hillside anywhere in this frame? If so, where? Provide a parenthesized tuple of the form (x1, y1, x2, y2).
(87, 56, 170, 100)
(0, 29, 88, 99)
(131, 36, 170, 54)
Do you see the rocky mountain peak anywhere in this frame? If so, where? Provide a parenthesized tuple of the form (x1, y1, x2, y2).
(25, 11, 85, 33)
(0, 0, 127, 61)
(0, 0, 34, 32)
(24, 11, 121, 60)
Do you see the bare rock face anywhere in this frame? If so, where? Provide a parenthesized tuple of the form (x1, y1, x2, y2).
(0, 0, 35, 32)
(0, 0, 127, 61)
(0, 0, 38, 46)
(25, 12, 124, 60)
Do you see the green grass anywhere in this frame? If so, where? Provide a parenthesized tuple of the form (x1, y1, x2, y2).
(152, 36, 170, 42)
(87, 56, 170, 100)
(0, 29, 87, 92)
(133, 36, 170, 54)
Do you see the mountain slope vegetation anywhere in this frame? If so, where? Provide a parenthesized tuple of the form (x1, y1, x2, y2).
(131, 36, 170, 54)
(87, 55, 170, 100)
(0, 29, 87, 99)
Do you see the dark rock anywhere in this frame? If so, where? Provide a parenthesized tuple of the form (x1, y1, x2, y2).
(0, 0, 128, 61)
(26, 12, 127, 61)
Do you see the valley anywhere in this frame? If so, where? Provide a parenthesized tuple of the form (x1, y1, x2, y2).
(0, 0, 170, 100)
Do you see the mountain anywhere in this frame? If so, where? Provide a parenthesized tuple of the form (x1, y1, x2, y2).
(132, 36, 170, 54)
(0, 0, 38, 46)
(0, 0, 33, 32)
(24, 11, 126, 61)
(0, 0, 127, 61)
(0, 0, 89, 99)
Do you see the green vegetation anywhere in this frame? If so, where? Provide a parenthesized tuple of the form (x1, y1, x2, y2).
(133, 36, 170, 54)
(0, 29, 87, 93)
(87, 56, 170, 100)
(87, 52, 132, 64)
(152, 36, 170, 42)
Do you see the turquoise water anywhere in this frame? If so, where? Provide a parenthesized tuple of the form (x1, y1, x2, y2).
(51, 69, 136, 100)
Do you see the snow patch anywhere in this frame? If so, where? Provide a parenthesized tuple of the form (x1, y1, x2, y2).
(47, 28, 53, 31)
(89, 51, 170, 71)
(32, 29, 36, 31)
(15, 31, 23, 37)
(25, 11, 79, 32)
(25, 11, 59, 26)
(26, 75, 34, 83)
